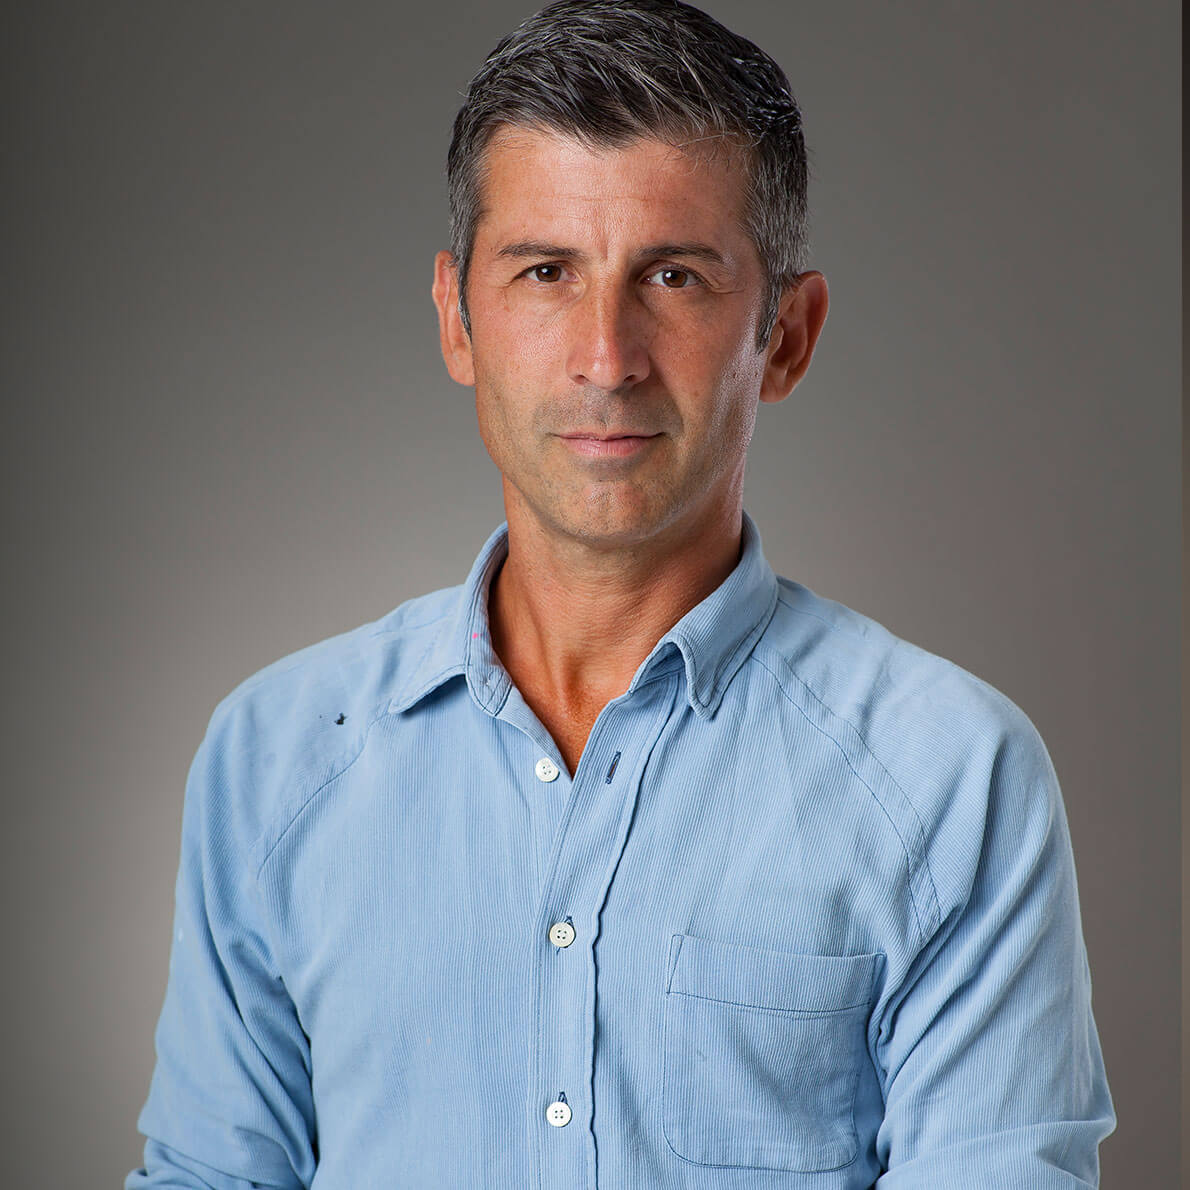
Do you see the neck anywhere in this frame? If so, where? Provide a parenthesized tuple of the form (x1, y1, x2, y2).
(487, 494, 744, 772)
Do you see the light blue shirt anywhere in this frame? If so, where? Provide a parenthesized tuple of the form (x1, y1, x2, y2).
(129, 513, 1114, 1188)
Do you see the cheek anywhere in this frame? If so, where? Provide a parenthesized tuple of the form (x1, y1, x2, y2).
(471, 352, 542, 474)
(654, 296, 762, 375)
(474, 300, 559, 390)
(683, 345, 766, 441)
(470, 358, 511, 455)
(708, 397, 758, 472)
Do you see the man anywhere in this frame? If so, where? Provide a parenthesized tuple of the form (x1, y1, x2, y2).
(128, 1, 1115, 1185)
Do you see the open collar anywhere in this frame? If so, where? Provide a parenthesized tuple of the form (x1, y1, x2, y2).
(388, 511, 779, 720)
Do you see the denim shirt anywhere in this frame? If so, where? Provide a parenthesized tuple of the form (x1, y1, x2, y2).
(128, 512, 1114, 1188)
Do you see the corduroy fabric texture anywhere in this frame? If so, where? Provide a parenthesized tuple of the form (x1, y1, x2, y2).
(128, 512, 1115, 1188)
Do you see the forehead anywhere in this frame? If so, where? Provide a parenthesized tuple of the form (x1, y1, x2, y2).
(473, 125, 753, 252)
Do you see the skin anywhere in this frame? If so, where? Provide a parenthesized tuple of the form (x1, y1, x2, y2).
(432, 126, 828, 775)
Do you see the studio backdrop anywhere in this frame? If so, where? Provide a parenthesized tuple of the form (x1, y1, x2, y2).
(1, 1, 1178, 1185)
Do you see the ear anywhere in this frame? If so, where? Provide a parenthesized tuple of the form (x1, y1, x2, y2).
(758, 270, 829, 404)
(432, 249, 475, 386)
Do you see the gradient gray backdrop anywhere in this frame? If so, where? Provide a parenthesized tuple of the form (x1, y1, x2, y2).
(3, 2, 1179, 1185)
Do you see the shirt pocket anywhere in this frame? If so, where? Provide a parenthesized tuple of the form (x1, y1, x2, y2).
(661, 933, 882, 1173)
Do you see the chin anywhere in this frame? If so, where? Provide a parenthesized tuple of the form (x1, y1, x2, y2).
(550, 502, 677, 549)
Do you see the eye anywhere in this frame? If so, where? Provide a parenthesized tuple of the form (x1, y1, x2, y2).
(645, 267, 699, 289)
(527, 263, 564, 283)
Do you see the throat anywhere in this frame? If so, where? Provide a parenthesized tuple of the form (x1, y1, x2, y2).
(522, 687, 613, 779)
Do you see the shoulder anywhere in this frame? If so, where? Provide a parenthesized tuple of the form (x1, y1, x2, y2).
(184, 583, 462, 858)
(215, 584, 458, 728)
(752, 577, 1059, 915)
(757, 576, 1039, 751)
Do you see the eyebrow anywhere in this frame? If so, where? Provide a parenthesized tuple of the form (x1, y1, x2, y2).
(495, 240, 730, 268)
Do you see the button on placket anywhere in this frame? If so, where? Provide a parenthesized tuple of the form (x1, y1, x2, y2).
(546, 1093, 571, 1127)
(548, 920, 575, 948)
(525, 680, 677, 1185)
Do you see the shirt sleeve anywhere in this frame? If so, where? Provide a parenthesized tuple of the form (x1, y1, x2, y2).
(127, 706, 317, 1189)
(873, 715, 1116, 1186)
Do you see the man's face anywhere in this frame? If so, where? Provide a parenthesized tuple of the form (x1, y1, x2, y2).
(433, 126, 817, 550)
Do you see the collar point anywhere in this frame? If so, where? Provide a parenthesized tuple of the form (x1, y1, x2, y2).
(687, 682, 726, 720)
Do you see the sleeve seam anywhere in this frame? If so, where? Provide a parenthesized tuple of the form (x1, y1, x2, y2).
(251, 703, 388, 880)
(747, 648, 941, 949)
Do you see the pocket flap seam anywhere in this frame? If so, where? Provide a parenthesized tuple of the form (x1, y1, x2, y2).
(667, 932, 883, 1013)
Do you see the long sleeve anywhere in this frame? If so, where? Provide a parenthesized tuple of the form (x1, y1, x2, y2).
(127, 707, 317, 1189)
(124, 518, 1119, 1185)
(873, 717, 1115, 1185)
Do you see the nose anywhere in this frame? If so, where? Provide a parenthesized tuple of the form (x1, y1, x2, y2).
(565, 282, 651, 392)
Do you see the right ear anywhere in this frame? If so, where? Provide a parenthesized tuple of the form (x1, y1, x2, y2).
(432, 250, 475, 386)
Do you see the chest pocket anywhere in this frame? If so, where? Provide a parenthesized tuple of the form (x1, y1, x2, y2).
(662, 933, 882, 1173)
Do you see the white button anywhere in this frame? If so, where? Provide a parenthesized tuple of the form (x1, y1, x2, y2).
(535, 757, 560, 783)
(548, 921, 575, 948)
(546, 1098, 571, 1127)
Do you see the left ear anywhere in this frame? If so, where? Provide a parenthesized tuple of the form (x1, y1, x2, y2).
(758, 271, 829, 404)
(432, 249, 476, 387)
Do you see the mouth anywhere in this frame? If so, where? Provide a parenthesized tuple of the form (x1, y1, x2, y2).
(556, 431, 662, 459)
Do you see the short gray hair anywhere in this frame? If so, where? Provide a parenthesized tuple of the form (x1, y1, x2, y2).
(446, 0, 809, 350)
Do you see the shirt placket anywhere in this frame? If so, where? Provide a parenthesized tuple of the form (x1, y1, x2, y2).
(494, 670, 680, 1190)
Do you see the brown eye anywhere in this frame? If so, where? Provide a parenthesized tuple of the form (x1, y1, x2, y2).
(646, 267, 697, 289)
(531, 264, 562, 282)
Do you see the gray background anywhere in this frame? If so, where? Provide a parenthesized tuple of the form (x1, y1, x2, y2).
(2, 2, 1179, 1185)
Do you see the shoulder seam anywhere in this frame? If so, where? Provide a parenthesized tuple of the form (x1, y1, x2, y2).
(250, 702, 389, 878)
(775, 591, 850, 634)
(747, 647, 941, 946)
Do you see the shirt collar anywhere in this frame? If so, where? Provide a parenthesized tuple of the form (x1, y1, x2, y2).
(388, 510, 779, 720)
